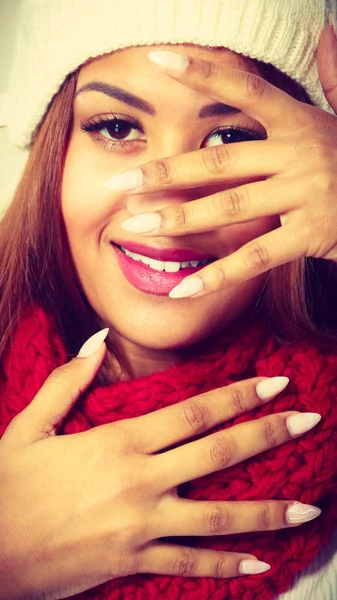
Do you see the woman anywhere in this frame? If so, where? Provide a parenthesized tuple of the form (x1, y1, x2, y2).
(0, 0, 337, 599)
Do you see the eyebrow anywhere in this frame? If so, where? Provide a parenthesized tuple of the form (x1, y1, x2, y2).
(75, 81, 241, 117)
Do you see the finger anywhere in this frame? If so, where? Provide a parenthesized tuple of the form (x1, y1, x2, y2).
(154, 498, 321, 538)
(317, 19, 337, 115)
(126, 376, 289, 454)
(156, 411, 321, 489)
(105, 137, 295, 195)
(168, 224, 307, 299)
(139, 543, 270, 578)
(121, 175, 300, 237)
(2, 329, 108, 447)
(148, 51, 310, 134)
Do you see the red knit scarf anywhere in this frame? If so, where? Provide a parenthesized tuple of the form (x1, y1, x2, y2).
(1, 305, 337, 600)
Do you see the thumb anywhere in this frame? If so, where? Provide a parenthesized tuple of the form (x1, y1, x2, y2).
(317, 16, 337, 115)
(3, 328, 109, 446)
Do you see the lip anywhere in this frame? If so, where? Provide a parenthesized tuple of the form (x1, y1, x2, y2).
(112, 243, 210, 296)
(111, 238, 216, 261)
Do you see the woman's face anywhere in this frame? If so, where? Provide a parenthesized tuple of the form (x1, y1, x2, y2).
(61, 44, 278, 372)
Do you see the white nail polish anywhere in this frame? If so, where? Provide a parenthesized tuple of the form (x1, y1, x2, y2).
(148, 51, 189, 72)
(286, 413, 321, 436)
(104, 168, 144, 191)
(169, 276, 204, 298)
(77, 329, 109, 358)
(121, 213, 162, 233)
(256, 377, 289, 401)
(239, 559, 271, 575)
(286, 502, 321, 524)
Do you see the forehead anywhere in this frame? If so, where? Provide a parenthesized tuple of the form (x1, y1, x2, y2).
(77, 43, 260, 88)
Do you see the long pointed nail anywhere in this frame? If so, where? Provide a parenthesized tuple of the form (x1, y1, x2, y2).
(105, 168, 144, 191)
(169, 277, 204, 298)
(121, 213, 162, 233)
(148, 51, 189, 72)
(256, 377, 289, 401)
(286, 502, 321, 524)
(77, 329, 109, 358)
(239, 559, 271, 575)
(286, 413, 321, 436)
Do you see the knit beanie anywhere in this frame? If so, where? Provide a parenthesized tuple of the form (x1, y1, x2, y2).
(6, 0, 337, 149)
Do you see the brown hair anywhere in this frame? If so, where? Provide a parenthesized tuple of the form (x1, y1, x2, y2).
(1, 58, 337, 383)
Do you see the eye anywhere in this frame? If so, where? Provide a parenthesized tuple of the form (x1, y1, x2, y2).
(203, 125, 265, 147)
(81, 113, 146, 151)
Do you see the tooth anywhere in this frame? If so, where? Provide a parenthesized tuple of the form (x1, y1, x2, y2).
(190, 261, 199, 267)
(164, 261, 181, 272)
(139, 255, 151, 265)
(148, 258, 165, 271)
(181, 261, 190, 268)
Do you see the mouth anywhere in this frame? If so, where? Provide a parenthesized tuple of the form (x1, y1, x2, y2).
(111, 240, 217, 296)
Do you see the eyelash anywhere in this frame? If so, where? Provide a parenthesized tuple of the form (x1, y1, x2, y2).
(80, 112, 264, 152)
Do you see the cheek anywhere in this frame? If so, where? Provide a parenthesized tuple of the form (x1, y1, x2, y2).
(61, 133, 123, 238)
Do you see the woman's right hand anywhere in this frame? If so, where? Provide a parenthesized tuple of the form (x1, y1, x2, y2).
(0, 331, 321, 600)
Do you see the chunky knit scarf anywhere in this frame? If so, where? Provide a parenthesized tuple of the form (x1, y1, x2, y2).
(1, 305, 337, 600)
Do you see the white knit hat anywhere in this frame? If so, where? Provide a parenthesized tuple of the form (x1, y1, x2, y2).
(6, 0, 337, 149)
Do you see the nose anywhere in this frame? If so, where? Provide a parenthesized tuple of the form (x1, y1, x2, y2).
(125, 131, 216, 215)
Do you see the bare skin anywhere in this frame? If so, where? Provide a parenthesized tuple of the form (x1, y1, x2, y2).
(0, 340, 321, 599)
(61, 44, 278, 380)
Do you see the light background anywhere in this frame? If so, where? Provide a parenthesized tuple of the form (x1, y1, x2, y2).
(0, 0, 28, 217)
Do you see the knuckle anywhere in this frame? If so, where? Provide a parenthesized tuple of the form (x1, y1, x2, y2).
(229, 386, 248, 414)
(209, 435, 236, 469)
(257, 503, 273, 530)
(246, 72, 269, 100)
(217, 187, 246, 217)
(213, 555, 230, 579)
(171, 205, 188, 229)
(202, 145, 231, 176)
(213, 264, 227, 289)
(200, 59, 220, 81)
(174, 548, 198, 576)
(151, 159, 173, 186)
(205, 505, 232, 534)
(261, 418, 279, 448)
(180, 400, 211, 435)
(305, 140, 332, 164)
(245, 242, 270, 271)
(311, 169, 335, 195)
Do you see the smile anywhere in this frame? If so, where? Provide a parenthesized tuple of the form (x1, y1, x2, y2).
(112, 243, 216, 296)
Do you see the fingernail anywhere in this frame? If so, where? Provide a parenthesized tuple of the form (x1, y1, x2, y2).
(286, 502, 321, 524)
(239, 559, 271, 575)
(328, 13, 337, 39)
(256, 377, 289, 401)
(77, 328, 109, 358)
(148, 51, 189, 73)
(169, 276, 204, 298)
(104, 168, 144, 191)
(121, 212, 162, 233)
(286, 413, 321, 436)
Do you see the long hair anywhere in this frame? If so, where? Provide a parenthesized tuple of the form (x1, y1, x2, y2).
(1, 58, 336, 383)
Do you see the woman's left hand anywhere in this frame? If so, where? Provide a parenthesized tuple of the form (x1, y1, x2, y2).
(106, 21, 337, 299)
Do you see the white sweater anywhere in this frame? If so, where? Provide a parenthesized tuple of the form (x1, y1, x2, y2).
(274, 528, 337, 600)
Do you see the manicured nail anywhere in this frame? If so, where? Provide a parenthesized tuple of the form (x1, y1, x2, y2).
(121, 212, 162, 233)
(169, 276, 204, 298)
(256, 377, 289, 401)
(328, 13, 337, 38)
(104, 168, 144, 191)
(286, 413, 321, 436)
(77, 328, 109, 358)
(239, 559, 271, 575)
(148, 51, 190, 73)
(286, 502, 321, 524)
